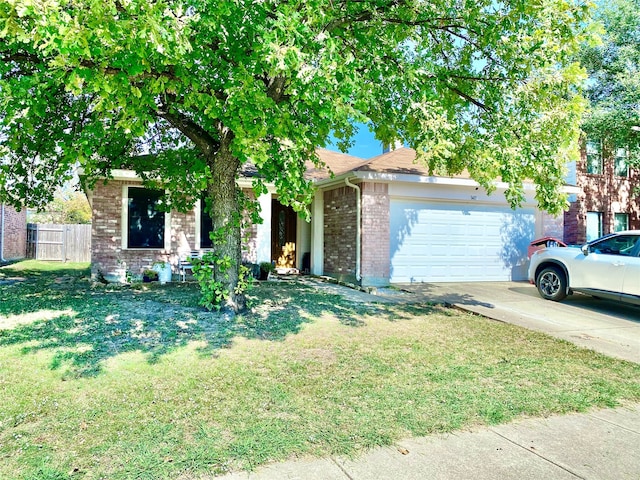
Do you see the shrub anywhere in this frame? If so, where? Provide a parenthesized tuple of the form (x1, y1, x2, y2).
(258, 261, 274, 280)
(142, 269, 158, 282)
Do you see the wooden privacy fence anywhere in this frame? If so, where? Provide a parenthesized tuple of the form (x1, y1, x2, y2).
(27, 223, 91, 262)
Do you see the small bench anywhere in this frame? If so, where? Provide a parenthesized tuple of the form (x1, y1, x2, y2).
(178, 250, 200, 282)
(178, 249, 215, 281)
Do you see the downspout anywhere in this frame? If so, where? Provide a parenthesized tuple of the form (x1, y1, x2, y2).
(344, 178, 362, 282)
(1, 204, 6, 262)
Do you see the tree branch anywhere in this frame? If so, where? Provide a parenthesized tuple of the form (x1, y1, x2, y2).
(439, 27, 506, 71)
(445, 84, 489, 111)
(447, 74, 511, 82)
(2, 50, 179, 82)
(265, 75, 288, 103)
(157, 107, 219, 156)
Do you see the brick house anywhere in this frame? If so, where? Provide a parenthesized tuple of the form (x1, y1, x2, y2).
(563, 138, 640, 244)
(84, 147, 564, 285)
(0, 204, 27, 261)
(84, 171, 258, 282)
(310, 148, 563, 285)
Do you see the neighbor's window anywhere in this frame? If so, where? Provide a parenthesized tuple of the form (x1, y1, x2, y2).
(586, 211, 603, 242)
(586, 140, 603, 174)
(127, 187, 166, 249)
(614, 146, 629, 177)
(614, 213, 629, 232)
(199, 196, 214, 248)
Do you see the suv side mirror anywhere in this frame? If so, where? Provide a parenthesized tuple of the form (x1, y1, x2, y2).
(581, 244, 590, 256)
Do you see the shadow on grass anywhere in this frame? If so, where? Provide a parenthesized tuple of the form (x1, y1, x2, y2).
(396, 283, 496, 309)
(0, 264, 388, 378)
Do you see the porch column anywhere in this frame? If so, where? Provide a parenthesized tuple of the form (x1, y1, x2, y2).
(310, 190, 324, 275)
(255, 192, 272, 264)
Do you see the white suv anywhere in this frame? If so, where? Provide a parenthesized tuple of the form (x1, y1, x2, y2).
(528, 231, 640, 305)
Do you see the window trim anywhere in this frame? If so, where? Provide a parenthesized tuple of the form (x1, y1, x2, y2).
(194, 197, 214, 250)
(614, 145, 630, 178)
(614, 212, 630, 232)
(585, 139, 603, 175)
(121, 185, 171, 251)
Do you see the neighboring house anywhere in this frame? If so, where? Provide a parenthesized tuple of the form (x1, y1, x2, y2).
(84, 147, 564, 284)
(564, 138, 640, 244)
(0, 204, 27, 261)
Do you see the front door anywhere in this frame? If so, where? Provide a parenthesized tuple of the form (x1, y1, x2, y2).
(271, 200, 297, 269)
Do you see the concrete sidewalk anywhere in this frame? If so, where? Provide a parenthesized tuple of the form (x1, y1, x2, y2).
(216, 404, 640, 480)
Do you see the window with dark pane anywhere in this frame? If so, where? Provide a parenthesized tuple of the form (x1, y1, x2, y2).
(127, 187, 165, 248)
(200, 195, 214, 248)
(586, 140, 602, 174)
(614, 146, 629, 177)
(591, 234, 638, 256)
(615, 213, 629, 232)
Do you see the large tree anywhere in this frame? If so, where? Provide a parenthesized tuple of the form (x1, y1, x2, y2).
(29, 189, 92, 224)
(580, 0, 640, 153)
(1, 0, 590, 311)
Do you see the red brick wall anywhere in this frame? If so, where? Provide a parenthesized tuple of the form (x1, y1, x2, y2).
(90, 180, 258, 282)
(360, 182, 390, 286)
(564, 143, 640, 244)
(323, 185, 357, 282)
(1, 204, 27, 260)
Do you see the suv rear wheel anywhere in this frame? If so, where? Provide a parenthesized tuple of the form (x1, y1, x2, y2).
(536, 266, 567, 301)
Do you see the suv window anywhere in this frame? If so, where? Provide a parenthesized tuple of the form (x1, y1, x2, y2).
(590, 235, 640, 256)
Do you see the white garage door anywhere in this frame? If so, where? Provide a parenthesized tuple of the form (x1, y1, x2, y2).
(390, 200, 535, 283)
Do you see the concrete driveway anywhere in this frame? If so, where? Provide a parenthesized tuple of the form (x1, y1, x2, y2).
(396, 282, 640, 363)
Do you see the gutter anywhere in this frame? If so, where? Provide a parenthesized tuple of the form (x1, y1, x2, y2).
(1, 204, 5, 262)
(316, 170, 580, 195)
(344, 177, 361, 282)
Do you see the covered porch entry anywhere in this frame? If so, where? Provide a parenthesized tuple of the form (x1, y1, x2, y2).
(253, 194, 311, 272)
(271, 199, 297, 269)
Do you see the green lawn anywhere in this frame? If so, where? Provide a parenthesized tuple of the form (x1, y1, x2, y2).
(1, 260, 639, 479)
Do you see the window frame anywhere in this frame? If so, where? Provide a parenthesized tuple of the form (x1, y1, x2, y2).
(614, 145, 630, 177)
(614, 212, 630, 232)
(585, 139, 603, 175)
(194, 196, 214, 250)
(121, 185, 171, 251)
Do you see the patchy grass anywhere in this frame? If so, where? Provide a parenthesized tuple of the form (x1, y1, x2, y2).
(1, 261, 639, 479)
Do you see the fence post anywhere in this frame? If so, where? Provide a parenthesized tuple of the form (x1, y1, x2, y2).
(63, 226, 68, 263)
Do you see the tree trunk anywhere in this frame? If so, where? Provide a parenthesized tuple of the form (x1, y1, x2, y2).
(206, 138, 245, 313)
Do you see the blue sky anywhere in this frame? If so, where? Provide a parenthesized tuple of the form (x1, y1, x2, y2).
(326, 122, 382, 159)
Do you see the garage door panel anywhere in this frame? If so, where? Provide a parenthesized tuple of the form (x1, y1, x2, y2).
(390, 200, 534, 283)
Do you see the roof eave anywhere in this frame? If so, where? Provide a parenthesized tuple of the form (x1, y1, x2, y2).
(77, 168, 259, 191)
(316, 170, 581, 195)
(315, 170, 540, 191)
